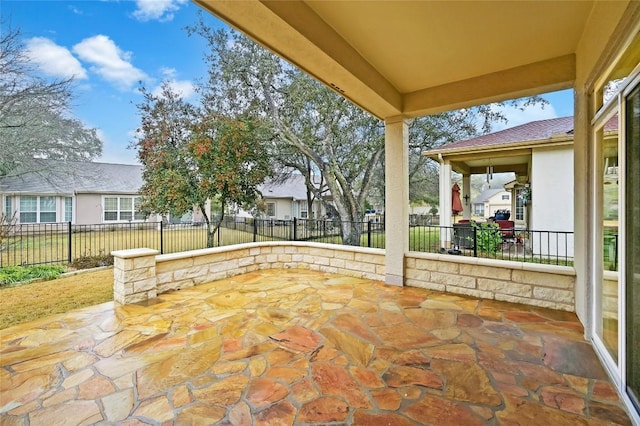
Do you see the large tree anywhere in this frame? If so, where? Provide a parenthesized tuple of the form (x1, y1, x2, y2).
(0, 25, 101, 178)
(190, 22, 384, 245)
(188, 20, 547, 245)
(134, 83, 273, 247)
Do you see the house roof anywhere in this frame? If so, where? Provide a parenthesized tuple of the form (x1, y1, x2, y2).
(259, 174, 312, 201)
(424, 115, 619, 157)
(0, 161, 143, 195)
(472, 188, 507, 205)
(435, 116, 575, 153)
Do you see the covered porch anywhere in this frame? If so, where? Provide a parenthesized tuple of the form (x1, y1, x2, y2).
(189, 1, 640, 421)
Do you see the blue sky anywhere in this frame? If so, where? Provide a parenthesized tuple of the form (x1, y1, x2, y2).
(3, 0, 574, 165)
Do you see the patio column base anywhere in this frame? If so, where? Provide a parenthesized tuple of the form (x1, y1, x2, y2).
(385, 273, 403, 287)
(112, 248, 159, 305)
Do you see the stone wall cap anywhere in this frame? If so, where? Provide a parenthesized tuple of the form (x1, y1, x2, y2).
(156, 241, 385, 263)
(111, 248, 159, 258)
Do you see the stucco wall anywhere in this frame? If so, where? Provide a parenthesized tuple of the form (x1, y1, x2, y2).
(75, 194, 103, 224)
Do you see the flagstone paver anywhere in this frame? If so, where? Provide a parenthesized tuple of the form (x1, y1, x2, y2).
(0, 269, 633, 425)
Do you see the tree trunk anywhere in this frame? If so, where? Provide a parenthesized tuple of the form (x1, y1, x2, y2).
(340, 219, 362, 246)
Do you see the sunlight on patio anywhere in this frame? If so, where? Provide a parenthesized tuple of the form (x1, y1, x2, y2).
(0, 269, 632, 425)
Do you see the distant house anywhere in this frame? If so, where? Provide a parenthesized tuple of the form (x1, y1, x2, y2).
(239, 174, 329, 221)
(424, 116, 596, 232)
(1, 162, 149, 225)
(471, 188, 511, 219)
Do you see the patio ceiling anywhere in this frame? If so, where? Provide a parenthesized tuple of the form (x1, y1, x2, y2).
(192, 0, 595, 119)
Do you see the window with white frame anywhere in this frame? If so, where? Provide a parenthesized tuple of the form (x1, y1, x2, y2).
(266, 202, 276, 217)
(104, 196, 145, 222)
(300, 202, 308, 218)
(501, 194, 510, 200)
(515, 190, 525, 221)
(5, 196, 12, 219)
(39, 196, 56, 223)
(18, 195, 57, 223)
(64, 197, 72, 222)
(20, 196, 37, 223)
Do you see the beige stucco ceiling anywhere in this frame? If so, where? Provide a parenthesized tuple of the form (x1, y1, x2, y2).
(193, 0, 601, 119)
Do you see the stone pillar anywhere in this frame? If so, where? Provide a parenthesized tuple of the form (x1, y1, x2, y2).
(384, 117, 409, 286)
(439, 158, 452, 246)
(462, 174, 471, 221)
(112, 248, 159, 305)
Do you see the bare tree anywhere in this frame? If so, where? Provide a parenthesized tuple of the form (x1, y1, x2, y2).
(0, 24, 101, 178)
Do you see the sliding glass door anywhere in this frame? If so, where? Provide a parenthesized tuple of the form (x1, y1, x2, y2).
(625, 82, 640, 411)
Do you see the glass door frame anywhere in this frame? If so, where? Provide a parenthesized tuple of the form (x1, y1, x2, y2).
(591, 63, 640, 421)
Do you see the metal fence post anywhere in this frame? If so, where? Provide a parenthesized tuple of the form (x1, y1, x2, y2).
(367, 220, 372, 248)
(253, 219, 258, 242)
(160, 221, 164, 254)
(67, 221, 72, 263)
(473, 226, 478, 258)
(293, 217, 297, 241)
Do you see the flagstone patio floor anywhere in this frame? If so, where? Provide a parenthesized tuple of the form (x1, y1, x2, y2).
(0, 268, 633, 425)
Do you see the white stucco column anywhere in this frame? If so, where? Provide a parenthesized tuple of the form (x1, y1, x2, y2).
(384, 117, 409, 286)
(573, 87, 592, 337)
(438, 158, 452, 246)
(462, 174, 471, 220)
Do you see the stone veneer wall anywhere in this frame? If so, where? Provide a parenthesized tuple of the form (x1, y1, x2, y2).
(112, 243, 576, 311)
(112, 242, 385, 304)
(405, 252, 576, 312)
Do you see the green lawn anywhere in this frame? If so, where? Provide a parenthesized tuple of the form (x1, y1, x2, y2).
(1, 224, 572, 267)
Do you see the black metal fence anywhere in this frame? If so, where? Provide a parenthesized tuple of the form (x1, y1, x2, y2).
(0, 219, 572, 267)
(0, 218, 385, 267)
(409, 223, 574, 266)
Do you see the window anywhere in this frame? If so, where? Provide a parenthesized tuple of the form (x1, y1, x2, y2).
(64, 197, 72, 222)
(501, 194, 510, 200)
(104, 197, 118, 221)
(18, 195, 57, 223)
(515, 190, 525, 221)
(473, 203, 484, 216)
(120, 197, 133, 221)
(5, 196, 12, 219)
(19, 196, 37, 223)
(266, 203, 276, 217)
(134, 197, 145, 220)
(39, 196, 56, 223)
(300, 202, 308, 218)
(104, 196, 146, 222)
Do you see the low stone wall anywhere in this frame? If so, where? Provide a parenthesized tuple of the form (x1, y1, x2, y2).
(405, 252, 576, 311)
(112, 243, 576, 311)
(112, 242, 385, 304)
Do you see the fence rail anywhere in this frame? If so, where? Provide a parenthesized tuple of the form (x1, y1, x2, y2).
(0, 219, 572, 267)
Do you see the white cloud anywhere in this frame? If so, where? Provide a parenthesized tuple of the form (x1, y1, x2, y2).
(132, 0, 188, 22)
(25, 37, 87, 80)
(73, 35, 147, 90)
(151, 68, 196, 99)
(490, 102, 558, 132)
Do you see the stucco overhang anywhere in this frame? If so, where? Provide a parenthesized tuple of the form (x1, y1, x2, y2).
(190, 0, 613, 119)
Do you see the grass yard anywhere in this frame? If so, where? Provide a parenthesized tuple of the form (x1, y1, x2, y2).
(0, 268, 113, 329)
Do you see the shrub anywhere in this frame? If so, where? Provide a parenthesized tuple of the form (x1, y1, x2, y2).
(471, 222, 503, 254)
(69, 251, 114, 269)
(0, 265, 66, 287)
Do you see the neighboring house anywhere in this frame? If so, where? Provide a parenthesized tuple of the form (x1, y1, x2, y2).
(424, 116, 614, 232)
(238, 174, 329, 221)
(471, 188, 511, 219)
(1, 162, 148, 225)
